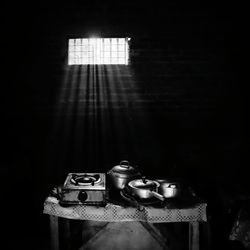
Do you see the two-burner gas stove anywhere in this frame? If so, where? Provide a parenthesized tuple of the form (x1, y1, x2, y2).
(59, 173, 106, 206)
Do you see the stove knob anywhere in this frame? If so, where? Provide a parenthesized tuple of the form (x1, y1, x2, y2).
(78, 191, 88, 202)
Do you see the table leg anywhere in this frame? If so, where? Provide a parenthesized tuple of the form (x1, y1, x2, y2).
(62, 218, 71, 250)
(50, 215, 59, 250)
(189, 221, 199, 250)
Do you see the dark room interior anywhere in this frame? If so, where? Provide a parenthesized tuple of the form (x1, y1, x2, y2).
(1, 1, 246, 250)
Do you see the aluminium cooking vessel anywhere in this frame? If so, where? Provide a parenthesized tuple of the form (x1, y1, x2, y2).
(127, 178, 165, 201)
(156, 179, 181, 198)
(107, 160, 141, 190)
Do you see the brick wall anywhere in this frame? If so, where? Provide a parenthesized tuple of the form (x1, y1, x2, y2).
(2, 1, 243, 192)
(1, 2, 244, 250)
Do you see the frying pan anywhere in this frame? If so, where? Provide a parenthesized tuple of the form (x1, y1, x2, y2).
(127, 178, 165, 201)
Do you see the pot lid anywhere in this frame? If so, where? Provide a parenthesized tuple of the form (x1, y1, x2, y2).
(108, 160, 140, 177)
(128, 178, 160, 190)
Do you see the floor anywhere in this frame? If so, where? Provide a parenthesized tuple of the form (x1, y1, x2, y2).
(48, 220, 189, 250)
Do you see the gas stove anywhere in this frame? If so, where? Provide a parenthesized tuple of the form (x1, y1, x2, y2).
(59, 173, 106, 206)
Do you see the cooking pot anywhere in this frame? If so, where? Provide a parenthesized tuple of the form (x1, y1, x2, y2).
(107, 160, 141, 190)
(156, 179, 181, 198)
(127, 178, 165, 201)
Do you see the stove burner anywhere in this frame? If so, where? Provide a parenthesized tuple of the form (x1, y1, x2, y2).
(70, 174, 101, 186)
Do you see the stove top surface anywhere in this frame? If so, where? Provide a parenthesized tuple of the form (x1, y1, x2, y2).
(63, 173, 106, 190)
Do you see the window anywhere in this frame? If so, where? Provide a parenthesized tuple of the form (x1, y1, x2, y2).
(68, 38, 130, 65)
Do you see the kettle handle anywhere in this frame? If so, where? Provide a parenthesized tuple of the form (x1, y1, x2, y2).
(120, 160, 130, 168)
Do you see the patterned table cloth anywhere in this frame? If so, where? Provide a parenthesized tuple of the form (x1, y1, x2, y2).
(43, 196, 207, 223)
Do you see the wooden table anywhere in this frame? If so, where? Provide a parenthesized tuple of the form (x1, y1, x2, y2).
(44, 195, 207, 250)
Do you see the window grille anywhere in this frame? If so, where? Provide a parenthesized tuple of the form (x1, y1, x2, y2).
(68, 38, 130, 65)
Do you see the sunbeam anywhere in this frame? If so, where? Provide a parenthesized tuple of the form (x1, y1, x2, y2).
(46, 55, 154, 175)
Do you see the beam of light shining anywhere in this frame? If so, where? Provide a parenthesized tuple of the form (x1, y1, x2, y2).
(46, 65, 80, 173)
(61, 66, 81, 154)
(47, 62, 147, 170)
(98, 65, 111, 158)
(102, 65, 134, 157)
(68, 38, 130, 65)
(49, 65, 78, 141)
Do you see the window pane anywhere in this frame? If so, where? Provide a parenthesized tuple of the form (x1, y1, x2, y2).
(118, 51, 125, 57)
(75, 39, 81, 45)
(69, 39, 75, 45)
(104, 38, 110, 44)
(75, 46, 81, 51)
(103, 58, 110, 64)
(81, 58, 88, 64)
(118, 38, 125, 44)
(111, 38, 118, 44)
(118, 45, 125, 51)
(111, 58, 120, 64)
(104, 45, 110, 51)
(69, 45, 75, 52)
(119, 58, 125, 64)
(104, 51, 110, 57)
(82, 45, 89, 51)
(112, 51, 118, 57)
(82, 39, 88, 44)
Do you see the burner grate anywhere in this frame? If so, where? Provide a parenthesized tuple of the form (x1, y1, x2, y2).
(70, 174, 101, 186)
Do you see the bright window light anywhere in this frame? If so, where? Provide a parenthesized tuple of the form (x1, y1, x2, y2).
(68, 38, 130, 65)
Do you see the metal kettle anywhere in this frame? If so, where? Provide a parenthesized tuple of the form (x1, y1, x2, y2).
(107, 160, 141, 190)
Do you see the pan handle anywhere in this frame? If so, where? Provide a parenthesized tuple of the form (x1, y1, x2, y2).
(150, 191, 165, 201)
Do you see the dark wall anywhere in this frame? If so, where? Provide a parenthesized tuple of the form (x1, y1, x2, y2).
(27, 1, 243, 187)
(1, 1, 244, 249)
